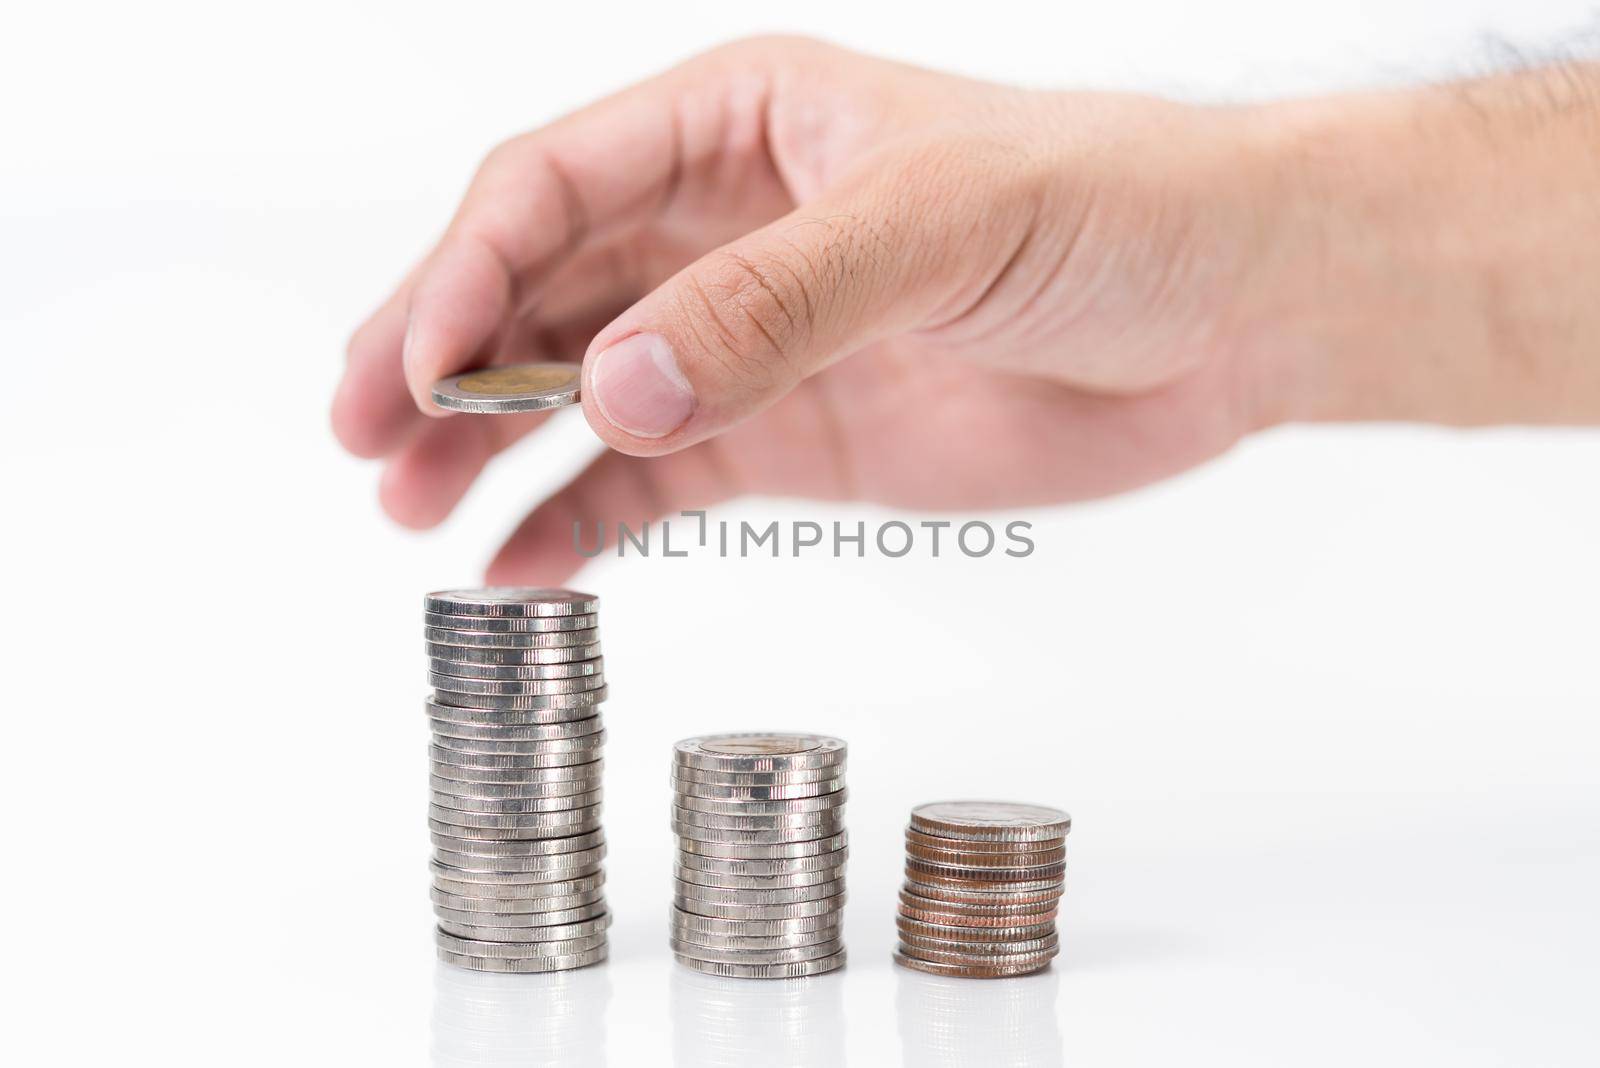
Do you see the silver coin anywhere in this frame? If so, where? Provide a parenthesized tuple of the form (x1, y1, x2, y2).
(904, 827, 1070, 855)
(429, 802, 602, 831)
(431, 885, 604, 912)
(436, 918, 610, 954)
(671, 776, 844, 801)
(431, 856, 605, 884)
(429, 828, 603, 856)
(670, 922, 842, 952)
(670, 763, 843, 787)
(890, 951, 1051, 979)
(434, 899, 609, 928)
(673, 950, 844, 979)
(676, 848, 848, 878)
(430, 746, 602, 770)
(425, 699, 600, 726)
(428, 817, 602, 843)
(672, 789, 846, 817)
(903, 874, 1065, 896)
(425, 625, 599, 649)
(429, 672, 607, 696)
(676, 832, 848, 861)
(441, 920, 604, 943)
(672, 822, 845, 847)
(431, 730, 606, 756)
(425, 764, 601, 789)
(431, 362, 582, 414)
(428, 716, 602, 743)
(896, 941, 1059, 968)
(672, 806, 845, 831)
(438, 931, 611, 961)
(429, 687, 608, 711)
(433, 870, 605, 899)
(425, 612, 598, 633)
(430, 789, 603, 814)
(673, 878, 843, 906)
(425, 645, 601, 671)
(674, 864, 845, 890)
(909, 801, 1072, 843)
(429, 758, 601, 784)
(672, 892, 844, 921)
(425, 588, 599, 618)
(674, 733, 846, 773)
(430, 775, 600, 800)
(435, 841, 607, 867)
(669, 907, 842, 938)
(898, 929, 1059, 955)
(425, 642, 601, 668)
(669, 937, 842, 967)
(437, 946, 607, 973)
(435, 908, 608, 940)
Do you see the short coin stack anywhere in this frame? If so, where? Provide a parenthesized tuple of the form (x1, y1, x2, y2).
(425, 587, 610, 973)
(670, 733, 849, 978)
(894, 801, 1071, 978)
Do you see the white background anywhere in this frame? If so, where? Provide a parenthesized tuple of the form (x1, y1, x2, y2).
(3, 1, 1598, 1064)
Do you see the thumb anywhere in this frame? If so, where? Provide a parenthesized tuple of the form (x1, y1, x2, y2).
(579, 156, 1024, 453)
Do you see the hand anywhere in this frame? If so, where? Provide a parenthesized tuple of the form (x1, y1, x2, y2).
(330, 38, 1600, 581)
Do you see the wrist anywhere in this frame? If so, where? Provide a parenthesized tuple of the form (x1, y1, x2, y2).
(1233, 67, 1600, 428)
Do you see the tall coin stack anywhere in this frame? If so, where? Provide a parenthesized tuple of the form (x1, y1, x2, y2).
(670, 733, 849, 978)
(894, 801, 1071, 978)
(425, 588, 610, 973)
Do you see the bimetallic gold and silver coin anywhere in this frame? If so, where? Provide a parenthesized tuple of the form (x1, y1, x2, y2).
(430, 362, 582, 414)
(893, 800, 1071, 978)
(425, 587, 610, 973)
(670, 732, 848, 978)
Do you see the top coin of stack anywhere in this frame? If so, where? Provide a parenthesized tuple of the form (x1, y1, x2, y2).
(425, 588, 610, 973)
(893, 801, 1071, 978)
(670, 732, 849, 979)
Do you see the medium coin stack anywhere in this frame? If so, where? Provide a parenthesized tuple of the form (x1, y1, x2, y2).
(425, 587, 610, 973)
(670, 733, 849, 978)
(894, 801, 1072, 978)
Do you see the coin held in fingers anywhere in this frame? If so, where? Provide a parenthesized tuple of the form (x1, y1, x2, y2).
(431, 362, 581, 414)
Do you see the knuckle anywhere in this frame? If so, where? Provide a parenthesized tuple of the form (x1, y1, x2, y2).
(675, 249, 815, 391)
(707, 34, 830, 65)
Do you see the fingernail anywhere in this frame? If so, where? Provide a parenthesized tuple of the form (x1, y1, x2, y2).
(590, 333, 695, 438)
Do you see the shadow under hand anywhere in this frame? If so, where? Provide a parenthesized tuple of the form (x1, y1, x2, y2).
(432, 960, 612, 1068)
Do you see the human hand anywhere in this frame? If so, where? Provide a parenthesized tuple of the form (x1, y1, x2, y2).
(331, 38, 1600, 581)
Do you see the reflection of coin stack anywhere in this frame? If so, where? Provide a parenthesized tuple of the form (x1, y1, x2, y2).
(432, 963, 611, 1068)
(894, 801, 1071, 978)
(671, 959, 846, 1066)
(896, 967, 1064, 1066)
(670, 733, 848, 978)
(424, 588, 609, 973)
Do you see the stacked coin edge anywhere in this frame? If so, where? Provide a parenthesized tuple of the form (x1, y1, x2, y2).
(894, 801, 1071, 978)
(425, 587, 610, 973)
(670, 733, 849, 978)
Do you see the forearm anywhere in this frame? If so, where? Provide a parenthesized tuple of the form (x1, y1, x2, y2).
(1241, 63, 1600, 427)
